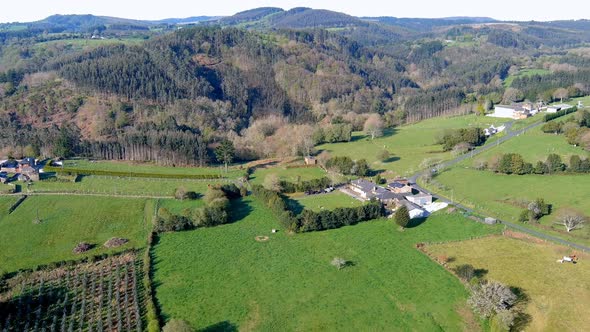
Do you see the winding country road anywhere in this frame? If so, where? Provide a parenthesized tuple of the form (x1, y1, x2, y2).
(409, 118, 590, 252)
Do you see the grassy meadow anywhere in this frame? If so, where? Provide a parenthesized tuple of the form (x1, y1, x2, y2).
(503, 68, 551, 87)
(426, 235, 590, 331)
(61, 159, 245, 178)
(29, 175, 220, 197)
(157, 198, 205, 215)
(291, 191, 364, 212)
(0, 196, 20, 216)
(471, 119, 589, 164)
(317, 114, 510, 176)
(153, 197, 500, 331)
(249, 166, 328, 185)
(426, 168, 590, 245)
(0, 195, 150, 273)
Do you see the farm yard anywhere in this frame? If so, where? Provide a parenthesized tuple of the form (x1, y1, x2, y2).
(0, 252, 146, 331)
(426, 235, 590, 331)
(317, 114, 510, 176)
(0, 195, 149, 273)
(152, 197, 501, 331)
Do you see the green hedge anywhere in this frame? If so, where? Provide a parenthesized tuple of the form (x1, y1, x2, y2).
(544, 106, 577, 122)
(44, 165, 224, 180)
(144, 232, 161, 332)
(280, 177, 333, 193)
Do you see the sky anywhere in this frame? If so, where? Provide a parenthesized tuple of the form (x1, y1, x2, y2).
(1, 0, 589, 23)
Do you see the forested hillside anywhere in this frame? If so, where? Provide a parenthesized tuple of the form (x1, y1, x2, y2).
(1, 9, 590, 165)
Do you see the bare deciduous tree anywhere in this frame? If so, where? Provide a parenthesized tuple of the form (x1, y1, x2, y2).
(553, 88, 569, 103)
(330, 257, 348, 270)
(363, 114, 384, 140)
(554, 210, 586, 232)
(468, 281, 517, 318)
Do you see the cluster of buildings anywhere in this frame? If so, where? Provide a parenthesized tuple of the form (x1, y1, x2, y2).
(488, 102, 575, 119)
(0, 158, 40, 183)
(348, 179, 446, 219)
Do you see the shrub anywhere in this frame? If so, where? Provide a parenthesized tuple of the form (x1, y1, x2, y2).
(280, 177, 332, 194)
(174, 187, 198, 200)
(394, 206, 410, 228)
(454, 264, 475, 281)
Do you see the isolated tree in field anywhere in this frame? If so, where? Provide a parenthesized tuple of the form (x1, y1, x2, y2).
(468, 280, 517, 318)
(331, 257, 348, 270)
(553, 88, 569, 103)
(263, 173, 282, 192)
(394, 205, 410, 228)
(453, 264, 475, 282)
(364, 114, 384, 140)
(377, 149, 390, 161)
(163, 319, 194, 332)
(214, 140, 235, 172)
(554, 209, 586, 232)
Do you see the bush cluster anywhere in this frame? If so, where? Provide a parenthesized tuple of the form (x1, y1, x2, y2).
(481, 153, 590, 175)
(437, 127, 486, 152)
(252, 185, 384, 233)
(518, 198, 551, 223)
(280, 177, 332, 194)
(155, 185, 243, 233)
(325, 156, 370, 176)
(297, 201, 384, 232)
(312, 123, 352, 144)
(251, 185, 298, 230)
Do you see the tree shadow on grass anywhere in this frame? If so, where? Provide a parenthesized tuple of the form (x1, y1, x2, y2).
(406, 217, 427, 228)
(285, 196, 305, 215)
(510, 286, 532, 331)
(229, 198, 253, 224)
(383, 156, 401, 163)
(199, 321, 238, 332)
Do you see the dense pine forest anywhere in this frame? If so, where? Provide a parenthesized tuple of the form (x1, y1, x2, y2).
(1, 8, 590, 164)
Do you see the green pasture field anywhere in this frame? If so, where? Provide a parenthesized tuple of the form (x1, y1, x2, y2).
(425, 168, 590, 246)
(471, 120, 589, 164)
(249, 166, 328, 185)
(426, 235, 590, 331)
(157, 198, 205, 215)
(0, 196, 20, 216)
(292, 191, 364, 212)
(61, 159, 244, 178)
(317, 114, 509, 176)
(503, 68, 550, 87)
(0, 195, 149, 273)
(153, 197, 500, 331)
(29, 175, 224, 197)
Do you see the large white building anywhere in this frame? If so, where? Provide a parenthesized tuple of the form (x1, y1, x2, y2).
(488, 103, 532, 119)
(546, 104, 573, 113)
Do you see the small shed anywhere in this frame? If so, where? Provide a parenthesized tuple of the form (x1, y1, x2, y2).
(304, 156, 317, 165)
(484, 217, 497, 225)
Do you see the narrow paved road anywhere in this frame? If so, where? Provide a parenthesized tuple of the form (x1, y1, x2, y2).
(409, 118, 590, 252)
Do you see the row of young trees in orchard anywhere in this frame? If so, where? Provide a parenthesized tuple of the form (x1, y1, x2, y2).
(0, 253, 144, 332)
